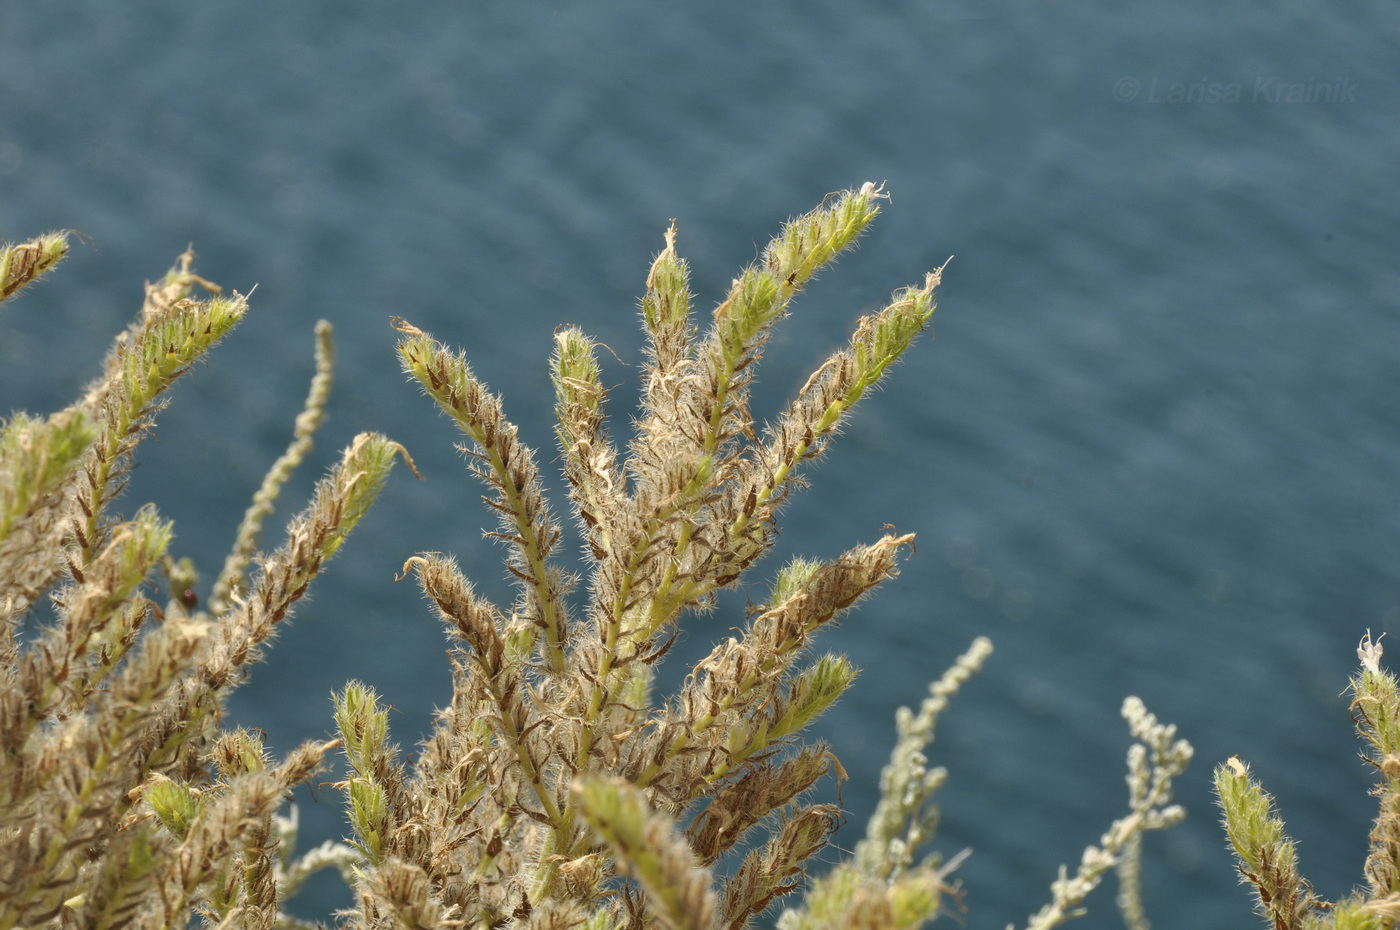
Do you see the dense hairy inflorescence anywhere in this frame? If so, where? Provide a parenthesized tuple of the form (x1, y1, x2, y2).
(1215, 633, 1400, 930)
(0, 238, 403, 929)
(364, 182, 946, 930)
(1, 188, 1193, 930)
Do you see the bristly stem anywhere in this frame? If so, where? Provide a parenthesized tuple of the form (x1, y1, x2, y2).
(0, 232, 69, 305)
(694, 183, 887, 460)
(634, 185, 902, 639)
(394, 320, 569, 677)
(212, 319, 336, 614)
(75, 255, 245, 567)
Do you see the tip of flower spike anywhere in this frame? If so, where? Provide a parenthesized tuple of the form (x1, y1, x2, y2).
(1360, 630, 1385, 673)
(932, 255, 953, 283)
(859, 180, 892, 203)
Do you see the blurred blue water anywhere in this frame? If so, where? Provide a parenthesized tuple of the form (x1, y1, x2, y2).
(3, 2, 1399, 926)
